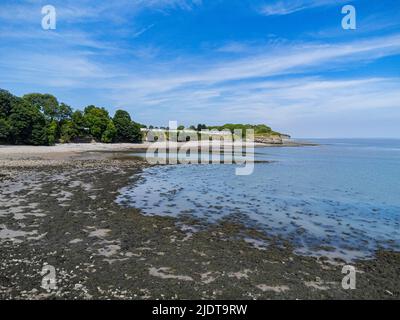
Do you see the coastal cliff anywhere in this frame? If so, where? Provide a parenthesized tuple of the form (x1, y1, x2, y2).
(254, 134, 291, 145)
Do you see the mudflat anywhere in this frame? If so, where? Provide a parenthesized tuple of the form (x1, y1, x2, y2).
(0, 146, 398, 299)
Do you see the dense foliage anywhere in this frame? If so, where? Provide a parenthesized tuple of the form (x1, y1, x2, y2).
(0, 89, 142, 145)
(113, 110, 142, 143)
(170, 123, 281, 138)
(206, 124, 280, 137)
(1, 88, 281, 146)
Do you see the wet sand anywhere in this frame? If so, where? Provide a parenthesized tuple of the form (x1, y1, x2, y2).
(0, 140, 312, 160)
(0, 147, 399, 299)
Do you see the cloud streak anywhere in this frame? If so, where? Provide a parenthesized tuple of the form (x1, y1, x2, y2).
(1, 0, 399, 137)
(259, 0, 347, 16)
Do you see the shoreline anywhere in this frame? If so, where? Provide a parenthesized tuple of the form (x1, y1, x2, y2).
(0, 148, 399, 299)
(0, 140, 316, 160)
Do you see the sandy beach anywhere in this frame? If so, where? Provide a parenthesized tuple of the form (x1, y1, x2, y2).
(0, 141, 310, 160)
(0, 144, 399, 299)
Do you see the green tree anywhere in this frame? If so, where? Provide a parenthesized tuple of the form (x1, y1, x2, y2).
(60, 121, 78, 143)
(22, 94, 73, 143)
(71, 111, 87, 136)
(131, 121, 143, 142)
(0, 89, 17, 144)
(197, 124, 207, 132)
(46, 120, 58, 145)
(31, 122, 49, 145)
(8, 99, 49, 145)
(60, 110, 89, 143)
(0, 118, 10, 143)
(83, 105, 110, 141)
(2, 88, 208, 146)
(58, 103, 73, 123)
(101, 120, 117, 143)
(113, 110, 141, 143)
(0, 89, 17, 119)
(23, 93, 59, 121)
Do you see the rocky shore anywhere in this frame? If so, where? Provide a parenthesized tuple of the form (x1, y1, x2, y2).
(0, 148, 399, 299)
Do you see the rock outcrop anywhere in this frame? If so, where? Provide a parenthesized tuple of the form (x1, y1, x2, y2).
(254, 135, 284, 144)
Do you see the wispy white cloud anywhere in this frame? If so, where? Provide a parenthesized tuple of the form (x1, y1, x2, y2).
(110, 33, 400, 94)
(259, 0, 347, 16)
(98, 34, 400, 132)
(2, 32, 400, 97)
(0, 0, 399, 137)
(137, 0, 202, 11)
(111, 76, 400, 137)
(0, 0, 202, 24)
(215, 42, 252, 53)
(132, 24, 156, 38)
(308, 11, 400, 39)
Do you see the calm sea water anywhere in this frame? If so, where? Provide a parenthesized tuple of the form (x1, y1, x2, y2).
(117, 139, 400, 260)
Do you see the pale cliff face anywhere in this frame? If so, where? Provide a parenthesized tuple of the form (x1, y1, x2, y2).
(254, 135, 283, 144)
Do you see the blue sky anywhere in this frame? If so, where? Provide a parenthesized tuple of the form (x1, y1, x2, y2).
(0, 0, 400, 137)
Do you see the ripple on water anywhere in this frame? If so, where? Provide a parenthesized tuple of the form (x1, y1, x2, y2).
(116, 142, 400, 261)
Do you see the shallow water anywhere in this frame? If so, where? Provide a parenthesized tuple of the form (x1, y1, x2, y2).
(117, 139, 400, 260)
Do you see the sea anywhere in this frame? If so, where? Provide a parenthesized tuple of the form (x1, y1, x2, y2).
(117, 139, 400, 261)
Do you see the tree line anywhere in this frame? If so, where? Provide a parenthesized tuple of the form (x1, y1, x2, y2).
(0, 89, 143, 145)
(207, 124, 281, 136)
(0, 88, 282, 146)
